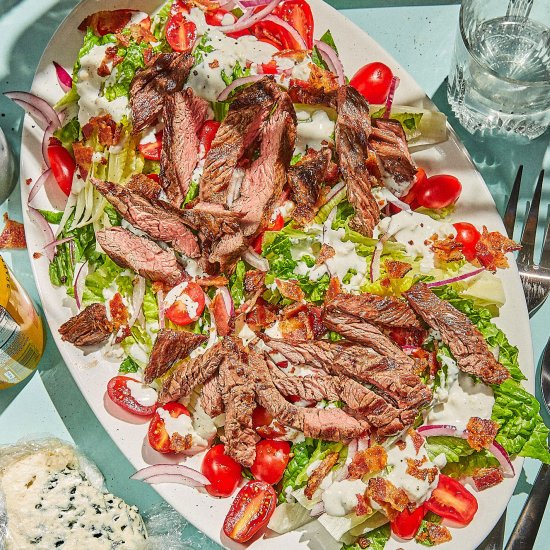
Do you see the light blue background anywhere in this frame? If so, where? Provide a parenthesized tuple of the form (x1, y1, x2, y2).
(0, 1, 548, 548)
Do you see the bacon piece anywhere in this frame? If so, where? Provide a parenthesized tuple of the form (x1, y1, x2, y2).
(385, 259, 412, 279)
(431, 235, 464, 263)
(279, 311, 312, 340)
(304, 451, 339, 499)
(366, 477, 409, 520)
(396, 440, 407, 451)
(244, 270, 266, 294)
(129, 23, 156, 44)
(472, 467, 504, 491)
(170, 432, 194, 453)
(0, 214, 26, 249)
(246, 299, 277, 331)
(108, 292, 129, 332)
(416, 523, 452, 545)
(275, 278, 305, 302)
(465, 417, 499, 451)
(409, 428, 425, 455)
(406, 457, 438, 484)
(281, 301, 308, 319)
(195, 275, 229, 287)
(82, 114, 122, 147)
(73, 142, 94, 179)
(348, 446, 388, 480)
(474, 226, 520, 271)
(324, 276, 341, 304)
(316, 244, 335, 266)
(78, 9, 134, 35)
(308, 306, 325, 339)
(355, 493, 373, 516)
(210, 291, 233, 336)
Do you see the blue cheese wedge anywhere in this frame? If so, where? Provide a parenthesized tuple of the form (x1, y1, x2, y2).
(0, 440, 147, 549)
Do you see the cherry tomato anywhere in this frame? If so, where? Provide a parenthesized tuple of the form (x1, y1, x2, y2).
(259, 60, 280, 75)
(223, 480, 277, 542)
(138, 132, 162, 161)
(415, 174, 462, 210)
(250, 440, 291, 485)
(453, 222, 481, 261)
(165, 13, 197, 52)
(199, 120, 221, 158)
(424, 474, 478, 526)
(201, 444, 243, 497)
(147, 173, 160, 183)
(107, 375, 157, 416)
(165, 282, 205, 326)
(252, 213, 285, 253)
(170, 0, 191, 15)
(391, 505, 426, 539)
(205, 8, 251, 38)
(350, 62, 394, 104)
(47, 144, 75, 196)
(252, 405, 274, 430)
(252, 0, 314, 50)
(148, 402, 190, 453)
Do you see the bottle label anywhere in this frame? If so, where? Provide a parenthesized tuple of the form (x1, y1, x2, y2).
(0, 306, 39, 385)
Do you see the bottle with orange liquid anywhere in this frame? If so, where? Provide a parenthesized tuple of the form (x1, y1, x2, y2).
(0, 256, 44, 388)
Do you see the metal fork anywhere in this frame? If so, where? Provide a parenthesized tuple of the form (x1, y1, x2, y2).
(504, 166, 550, 315)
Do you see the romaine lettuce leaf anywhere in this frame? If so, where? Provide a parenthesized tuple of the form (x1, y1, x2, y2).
(230, 261, 246, 306)
(279, 440, 313, 503)
(342, 524, 391, 550)
(119, 356, 140, 373)
(425, 436, 476, 463)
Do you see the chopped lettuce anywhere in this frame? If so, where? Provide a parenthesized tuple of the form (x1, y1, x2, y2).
(182, 179, 200, 206)
(193, 33, 215, 66)
(54, 117, 81, 152)
(415, 512, 443, 546)
(151, 0, 174, 40)
(341, 524, 391, 550)
(268, 503, 313, 534)
(425, 436, 476, 463)
(442, 451, 499, 479)
(229, 261, 246, 306)
(82, 256, 133, 305)
(119, 356, 140, 374)
(311, 29, 339, 70)
(38, 209, 63, 224)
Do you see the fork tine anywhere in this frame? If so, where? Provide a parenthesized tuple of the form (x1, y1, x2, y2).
(503, 165, 523, 238)
(517, 170, 544, 266)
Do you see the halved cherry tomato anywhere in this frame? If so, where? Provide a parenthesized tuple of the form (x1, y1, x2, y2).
(205, 8, 251, 38)
(165, 13, 197, 52)
(138, 132, 162, 161)
(259, 60, 280, 75)
(424, 474, 478, 526)
(391, 505, 426, 539)
(453, 222, 481, 261)
(415, 174, 462, 210)
(252, 0, 314, 50)
(252, 405, 274, 431)
(201, 444, 243, 497)
(250, 440, 291, 485)
(199, 120, 221, 158)
(107, 375, 157, 416)
(47, 144, 75, 196)
(251, 213, 285, 253)
(165, 282, 205, 326)
(350, 62, 394, 104)
(147, 173, 160, 183)
(148, 402, 190, 453)
(223, 480, 277, 542)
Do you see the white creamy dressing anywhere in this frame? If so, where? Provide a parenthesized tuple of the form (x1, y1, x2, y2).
(126, 380, 158, 407)
(237, 323, 257, 346)
(76, 44, 129, 127)
(157, 406, 208, 449)
(426, 371, 495, 431)
(375, 210, 457, 273)
(384, 436, 443, 505)
(295, 109, 335, 154)
(322, 479, 368, 517)
(272, 200, 295, 222)
(371, 185, 402, 210)
(163, 281, 200, 320)
(139, 122, 164, 145)
(381, 169, 414, 198)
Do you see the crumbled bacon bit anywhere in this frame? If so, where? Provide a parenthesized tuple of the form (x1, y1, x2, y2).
(209, 59, 220, 69)
(170, 432, 194, 452)
(279, 310, 313, 340)
(324, 277, 341, 305)
(72, 142, 94, 180)
(411, 348, 439, 377)
(357, 536, 370, 549)
(474, 226, 520, 271)
(129, 23, 156, 44)
(316, 244, 335, 266)
(274, 49, 308, 62)
(416, 523, 452, 545)
(115, 32, 131, 47)
(210, 291, 233, 336)
(431, 235, 464, 263)
(82, 114, 122, 147)
(143, 47, 157, 66)
(472, 467, 504, 491)
(33, 252, 42, 259)
(109, 292, 129, 331)
(348, 446, 388, 480)
(355, 493, 373, 517)
(366, 477, 409, 520)
(308, 63, 340, 93)
(396, 440, 407, 451)
(246, 299, 278, 331)
(385, 259, 412, 279)
(465, 417, 499, 451)
(195, 275, 229, 287)
(275, 278, 305, 302)
(0, 214, 26, 249)
(406, 457, 438, 483)
(408, 429, 425, 455)
(26, 177, 32, 185)
(304, 452, 339, 499)
(282, 301, 308, 319)
(78, 9, 134, 35)
(244, 270, 266, 294)
(308, 306, 325, 339)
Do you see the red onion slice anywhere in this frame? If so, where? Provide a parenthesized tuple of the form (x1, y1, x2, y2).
(488, 440, 515, 477)
(53, 62, 73, 93)
(73, 261, 89, 310)
(217, 74, 264, 101)
(131, 463, 210, 486)
(4, 91, 61, 128)
(43, 235, 74, 252)
(263, 15, 307, 50)
(425, 267, 485, 288)
(242, 246, 269, 271)
(28, 168, 54, 206)
(314, 40, 345, 85)
(129, 276, 146, 328)
(42, 120, 58, 168)
(240, 0, 270, 6)
(324, 181, 346, 203)
(383, 76, 400, 118)
(157, 289, 165, 330)
(219, 286, 235, 317)
(216, 0, 281, 34)
(28, 207, 56, 261)
(417, 424, 459, 437)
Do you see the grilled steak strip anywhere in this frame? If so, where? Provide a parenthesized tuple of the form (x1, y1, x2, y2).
(405, 283, 510, 385)
(231, 99, 297, 237)
(161, 89, 209, 206)
(201, 374, 224, 418)
(130, 52, 193, 133)
(335, 85, 380, 236)
(208, 230, 248, 274)
(249, 351, 370, 441)
(93, 179, 200, 258)
(327, 292, 422, 329)
(323, 311, 415, 370)
(58, 303, 113, 346)
(370, 119, 416, 186)
(219, 339, 259, 467)
(158, 340, 225, 404)
(144, 329, 207, 384)
(126, 173, 162, 199)
(96, 227, 184, 286)
(287, 148, 332, 225)
(200, 77, 282, 204)
(262, 337, 431, 410)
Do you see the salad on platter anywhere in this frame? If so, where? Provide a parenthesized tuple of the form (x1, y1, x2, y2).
(10, 0, 550, 548)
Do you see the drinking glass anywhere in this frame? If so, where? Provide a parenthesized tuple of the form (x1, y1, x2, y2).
(447, 0, 550, 139)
